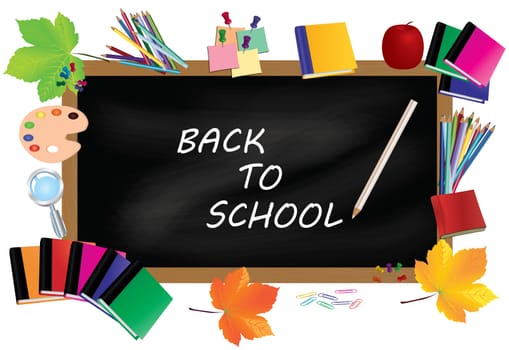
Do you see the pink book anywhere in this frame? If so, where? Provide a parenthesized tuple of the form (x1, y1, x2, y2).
(64, 241, 126, 300)
(444, 22, 504, 87)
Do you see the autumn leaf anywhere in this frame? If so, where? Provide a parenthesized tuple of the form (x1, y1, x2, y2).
(413, 239, 497, 322)
(209, 267, 279, 346)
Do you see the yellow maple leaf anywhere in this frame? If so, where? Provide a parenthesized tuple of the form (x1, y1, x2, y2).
(414, 239, 497, 322)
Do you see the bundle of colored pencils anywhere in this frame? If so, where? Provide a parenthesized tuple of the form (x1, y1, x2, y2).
(439, 108, 495, 194)
(105, 9, 188, 73)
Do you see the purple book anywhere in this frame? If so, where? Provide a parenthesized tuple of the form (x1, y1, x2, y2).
(439, 74, 489, 104)
(80, 248, 131, 314)
(64, 242, 126, 300)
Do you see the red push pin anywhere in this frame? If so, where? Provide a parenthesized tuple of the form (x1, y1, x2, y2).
(397, 274, 407, 282)
(221, 11, 232, 29)
(372, 276, 382, 283)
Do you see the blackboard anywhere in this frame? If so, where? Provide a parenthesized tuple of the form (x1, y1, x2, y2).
(62, 61, 451, 282)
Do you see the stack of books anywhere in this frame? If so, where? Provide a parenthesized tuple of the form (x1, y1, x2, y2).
(9, 238, 172, 340)
(424, 21, 504, 103)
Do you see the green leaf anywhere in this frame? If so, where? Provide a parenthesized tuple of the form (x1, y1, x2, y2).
(6, 12, 84, 102)
(54, 12, 79, 52)
(5, 46, 66, 82)
(17, 18, 61, 50)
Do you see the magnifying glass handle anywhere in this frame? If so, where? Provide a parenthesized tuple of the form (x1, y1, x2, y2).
(49, 204, 67, 238)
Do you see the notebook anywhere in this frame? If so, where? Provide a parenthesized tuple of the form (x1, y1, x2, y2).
(424, 22, 467, 80)
(430, 189, 486, 239)
(80, 248, 132, 314)
(439, 74, 489, 103)
(9, 245, 65, 304)
(444, 22, 505, 87)
(64, 241, 126, 300)
(295, 22, 357, 79)
(97, 261, 173, 339)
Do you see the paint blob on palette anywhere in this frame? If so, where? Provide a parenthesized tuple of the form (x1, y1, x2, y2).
(19, 106, 89, 163)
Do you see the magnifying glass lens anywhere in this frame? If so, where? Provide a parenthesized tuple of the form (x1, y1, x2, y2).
(30, 174, 61, 202)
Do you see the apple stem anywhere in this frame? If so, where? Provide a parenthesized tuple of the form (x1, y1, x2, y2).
(406, 21, 413, 25)
(189, 307, 222, 313)
(400, 293, 436, 304)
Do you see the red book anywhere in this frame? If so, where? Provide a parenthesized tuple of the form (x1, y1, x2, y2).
(39, 238, 96, 296)
(430, 189, 486, 239)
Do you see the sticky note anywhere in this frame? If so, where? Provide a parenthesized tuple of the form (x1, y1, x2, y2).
(207, 44, 239, 72)
(236, 28, 269, 53)
(232, 49, 262, 78)
(215, 26, 245, 47)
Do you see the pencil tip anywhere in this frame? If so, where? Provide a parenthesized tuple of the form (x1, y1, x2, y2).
(352, 208, 361, 219)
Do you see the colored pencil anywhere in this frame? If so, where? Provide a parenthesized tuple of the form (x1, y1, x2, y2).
(132, 14, 173, 69)
(119, 59, 180, 74)
(106, 45, 133, 57)
(444, 114, 453, 193)
(450, 118, 468, 177)
(119, 8, 151, 66)
(352, 99, 418, 218)
(110, 26, 165, 68)
(439, 114, 448, 194)
(454, 122, 489, 183)
(132, 20, 188, 68)
(116, 16, 134, 40)
(102, 54, 145, 62)
(144, 11, 177, 70)
(453, 125, 495, 192)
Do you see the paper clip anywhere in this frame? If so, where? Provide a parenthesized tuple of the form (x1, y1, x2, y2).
(300, 296, 317, 306)
(316, 300, 334, 310)
(331, 300, 352, 306)
(335, 289, 357, 294)
(296, 292, 316, 299)
(349, 299, 363, 309)
(317, 293, 337, 300)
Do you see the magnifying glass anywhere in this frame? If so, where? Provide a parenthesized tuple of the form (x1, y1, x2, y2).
(27, 168, 67, 238)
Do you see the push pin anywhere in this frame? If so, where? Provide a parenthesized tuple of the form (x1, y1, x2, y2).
(221, 11, 232, 29)
(70, 62, 76, 72)
(250, 15, 261, 31)
(56, 81, 66, 87)
(218, 29, 227, 47)
(74, 84, 84, 92)
(241, 35, 251, 52)
(59, 71, 70, 79)
(395, 262, 403, 272)
(372, 276, 382, 283)
(375, 265, 385, 273)
(386, 263, 393, 273)
(77, 79, 87, 87)
(397, 274, 407, 282)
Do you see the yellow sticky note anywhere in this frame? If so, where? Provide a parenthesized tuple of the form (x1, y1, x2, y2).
(215, 26, 245, 47)
(232, 49, 262, 78)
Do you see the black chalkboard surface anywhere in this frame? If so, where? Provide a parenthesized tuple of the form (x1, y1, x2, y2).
(63, 61, 451, 282)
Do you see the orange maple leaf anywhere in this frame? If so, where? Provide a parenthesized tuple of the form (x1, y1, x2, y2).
(210, 267, 279, 346)
(414, 239, 497, 322)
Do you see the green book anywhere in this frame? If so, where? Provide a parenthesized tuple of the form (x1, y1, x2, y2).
(425, 22, 467, 80)
(97, 261, 172, 339)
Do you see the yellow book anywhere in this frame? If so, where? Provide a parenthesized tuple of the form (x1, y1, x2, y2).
(295, 22, 357, 79)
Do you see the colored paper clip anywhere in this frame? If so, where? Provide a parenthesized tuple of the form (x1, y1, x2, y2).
(317, 293, 337, 300)
(349, 299, 363, 309)
(316, 300, 334, 310)
(296, 292, 316, 299)
(331, 300, 352, 306)
(335, 289, 357, 294)
(300, 296, 317, 306)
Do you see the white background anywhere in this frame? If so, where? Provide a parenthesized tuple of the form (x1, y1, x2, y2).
(1, 1, 507, 349)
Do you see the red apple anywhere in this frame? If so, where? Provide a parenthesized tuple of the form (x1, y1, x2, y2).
(382, 22, 424, 69)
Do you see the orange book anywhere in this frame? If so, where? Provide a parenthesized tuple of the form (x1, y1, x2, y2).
(9, 245, 66, 304)
(430, 189, 486, 239)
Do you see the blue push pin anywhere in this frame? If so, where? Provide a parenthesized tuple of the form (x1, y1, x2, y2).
(250, 15, 261, 31)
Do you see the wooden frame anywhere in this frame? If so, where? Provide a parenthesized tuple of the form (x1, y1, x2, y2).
(62, 60, 452, 283)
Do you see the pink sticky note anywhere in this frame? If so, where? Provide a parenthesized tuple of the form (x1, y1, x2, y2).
(207, 43, 239, 72)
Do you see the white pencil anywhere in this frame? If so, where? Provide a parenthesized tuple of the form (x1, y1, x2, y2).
(352, 99, 418, 219)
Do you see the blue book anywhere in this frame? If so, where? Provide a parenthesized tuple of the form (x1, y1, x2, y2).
(438, 74, 489, 103)
(80, 248, 131, 315)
